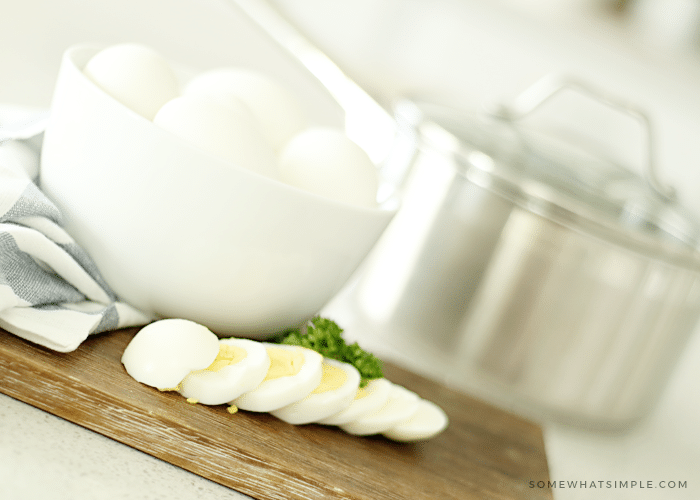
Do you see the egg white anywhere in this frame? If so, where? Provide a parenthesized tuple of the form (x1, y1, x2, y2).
(153, 94, 278, 178)
(178, 338, 271, 405)
(232, 344, 323, 412)
(278, 127, 379, 209)
(383, 399, 449, 442)
(184, 67, 308, 151)
(121, 319, 220, 390)
(340, 383, 420, 436)
(317, 377, 392, 426)
(83, 43, 179, 120)
(270, 358, 360, 425)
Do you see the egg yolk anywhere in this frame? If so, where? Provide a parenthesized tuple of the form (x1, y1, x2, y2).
(206, 344, 248, 372)
(311, 362, 348, 394)
(354, 385, 370, 399)
(264, 347, 305, 381)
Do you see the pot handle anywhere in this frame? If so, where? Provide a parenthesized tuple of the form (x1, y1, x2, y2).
(490, 74, 676, 201)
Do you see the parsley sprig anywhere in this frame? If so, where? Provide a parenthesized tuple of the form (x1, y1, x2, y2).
(274, 316, 383, 387)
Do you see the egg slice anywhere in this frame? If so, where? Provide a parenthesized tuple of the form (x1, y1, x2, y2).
(177, 338, 270, 405)
(339, 383, 420, 436)
(121, 319, 220, 390)
(383, 399, 449, 442)
(279, 127, 379, 209)
(270, 358, 360, 425)
(153, 94, 278, 178)
(83, 43, 180, 120)
(232, 344, 323, 412)
(184, 67, 308, 151)
(317, 377, 392, 426)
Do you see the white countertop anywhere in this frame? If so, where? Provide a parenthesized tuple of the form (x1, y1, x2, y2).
(1, 1, 699, 499)
(0, 393, 252, 500)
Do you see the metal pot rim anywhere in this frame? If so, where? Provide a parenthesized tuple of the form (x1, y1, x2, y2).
(393, 96, 700, 272)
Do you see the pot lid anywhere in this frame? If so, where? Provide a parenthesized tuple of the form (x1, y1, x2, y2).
(395, 76, 700, 269)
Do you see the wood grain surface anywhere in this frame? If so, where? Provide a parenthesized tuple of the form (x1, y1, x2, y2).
(0, 327, 552, 499)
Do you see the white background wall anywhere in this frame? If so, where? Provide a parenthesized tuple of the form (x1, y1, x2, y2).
(271, 0, 700, 217)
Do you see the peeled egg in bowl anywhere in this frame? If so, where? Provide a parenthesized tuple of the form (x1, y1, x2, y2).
(153, 94, 277, 179)
(279, 127, 379, 209)
(39, 44, 397, 337)
(83, 43, 180, 120)
(184, 67, 308, 151)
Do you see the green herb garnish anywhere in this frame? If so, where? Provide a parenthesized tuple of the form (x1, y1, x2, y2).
(273, 316, 383, 388)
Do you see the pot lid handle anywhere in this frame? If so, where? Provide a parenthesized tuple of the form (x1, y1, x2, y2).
(489, 74, 677, 202)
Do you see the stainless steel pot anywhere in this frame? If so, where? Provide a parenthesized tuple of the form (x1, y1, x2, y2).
(352, 76, 700, 429)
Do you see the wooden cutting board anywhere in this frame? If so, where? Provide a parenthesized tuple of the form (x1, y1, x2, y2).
(0, 327, 551, 500)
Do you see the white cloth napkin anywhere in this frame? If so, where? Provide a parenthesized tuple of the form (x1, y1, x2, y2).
(0, 109, 152, 352)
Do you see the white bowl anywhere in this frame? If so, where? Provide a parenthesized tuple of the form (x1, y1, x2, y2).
(39, 45, 397, 338)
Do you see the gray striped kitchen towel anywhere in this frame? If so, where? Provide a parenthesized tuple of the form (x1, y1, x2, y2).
(1, 110, 151, 352)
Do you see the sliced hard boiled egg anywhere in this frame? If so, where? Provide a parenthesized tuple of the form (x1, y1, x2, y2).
(383, 399, 449, 442)
(270, 358, 361, 425)
(232, 344, 323, 412)
(83, 43, 180, 120)
(177, 338, 271, 405)
(317, 377, 392, 426)
(121, 319, 220, 390)
(184, 67, 308, 151)
(340, 383, 420, 436)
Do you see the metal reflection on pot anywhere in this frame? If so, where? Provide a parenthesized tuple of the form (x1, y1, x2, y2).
(353, 76, 700, 429)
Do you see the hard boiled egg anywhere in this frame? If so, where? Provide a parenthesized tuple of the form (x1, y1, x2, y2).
(184, 67, 308, 151)
(383, 399, 449, 442)
(178, 338, 271, 405)
(317, 377, 392, 426)
(83, 43, 180, 120)
(232, 344, 323, 412)
(270, 358, 360, 425)
(340, 383, 420, 436)
(279, 128, 379, 209)
(153, 94, 278, 178)
(121, 319, 220, 390)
